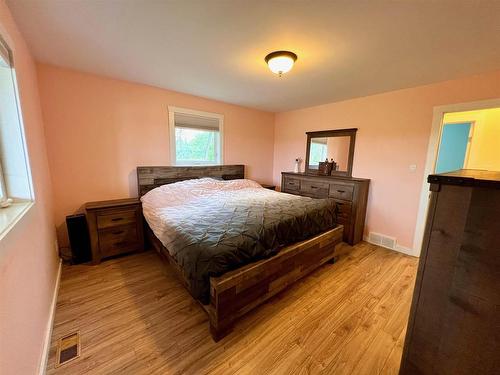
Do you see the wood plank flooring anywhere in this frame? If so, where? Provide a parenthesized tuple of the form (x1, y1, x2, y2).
(47, 242, 418, 374)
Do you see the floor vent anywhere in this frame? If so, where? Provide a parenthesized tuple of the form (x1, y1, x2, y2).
(367, 232, 397, 250)
(55, 331, 80, 367)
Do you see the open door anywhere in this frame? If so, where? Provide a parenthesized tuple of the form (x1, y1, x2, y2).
(435, 122, 472, 173)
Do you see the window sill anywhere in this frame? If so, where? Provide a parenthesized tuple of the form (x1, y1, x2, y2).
(0, 201, 34, 241)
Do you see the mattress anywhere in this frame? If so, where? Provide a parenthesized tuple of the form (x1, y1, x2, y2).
(141, 178, 337, 303)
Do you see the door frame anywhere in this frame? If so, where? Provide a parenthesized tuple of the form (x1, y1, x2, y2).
(412, 98, 500, 256)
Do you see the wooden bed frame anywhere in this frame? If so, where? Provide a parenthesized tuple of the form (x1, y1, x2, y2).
(137, 165, 344, 341)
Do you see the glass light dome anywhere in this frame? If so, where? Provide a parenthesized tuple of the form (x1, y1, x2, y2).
(265, 51, 297, 76)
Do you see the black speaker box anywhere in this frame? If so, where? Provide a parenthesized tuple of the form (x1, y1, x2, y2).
(66, 213, 92, 264)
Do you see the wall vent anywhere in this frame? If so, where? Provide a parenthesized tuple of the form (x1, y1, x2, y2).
(367, 232, 397, 250)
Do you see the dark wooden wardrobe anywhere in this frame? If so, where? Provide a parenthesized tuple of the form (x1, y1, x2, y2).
(400, 170, 500, 374)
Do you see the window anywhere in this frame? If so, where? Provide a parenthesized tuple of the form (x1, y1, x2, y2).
(169, 107, 223, 165)
(0, 36, 33, 203)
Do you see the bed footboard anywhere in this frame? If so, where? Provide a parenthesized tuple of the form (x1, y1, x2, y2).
(147, 224, 344, 341)
(204, 225, 344, 341)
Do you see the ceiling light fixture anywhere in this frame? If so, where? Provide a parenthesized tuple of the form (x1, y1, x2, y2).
(265, 51, 297, 77)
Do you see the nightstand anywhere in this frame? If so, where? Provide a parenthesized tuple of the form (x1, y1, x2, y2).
(261, 184, 276, 191)
(85, 198, 144, 263)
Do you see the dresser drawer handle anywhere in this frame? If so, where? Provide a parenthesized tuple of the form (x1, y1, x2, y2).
(111, 230, 124, 235)
(311, 186, 318, 189)
(111, 217, 124, 222)
(337, 189, 346, 193)
(114, 241, 127, 246)
(336, 202, 344, 206)
(288, 182, 296, 185)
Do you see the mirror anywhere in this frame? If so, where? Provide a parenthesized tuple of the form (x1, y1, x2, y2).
(305, 128, 357, 177)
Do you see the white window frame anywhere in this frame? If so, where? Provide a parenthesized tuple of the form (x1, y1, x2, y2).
(0, 38, 10, 202)
(0, 36, 33, 202)
(0, 34, 35, 241)
(168, 106, 224, 166)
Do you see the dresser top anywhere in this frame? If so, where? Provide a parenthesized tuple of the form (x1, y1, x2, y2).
(85, 197, 141, 210)
(428, 169, 500, 188)
(282, 171, 370, 182)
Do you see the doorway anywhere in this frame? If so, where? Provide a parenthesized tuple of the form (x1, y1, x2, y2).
(412, 98, 500, 256)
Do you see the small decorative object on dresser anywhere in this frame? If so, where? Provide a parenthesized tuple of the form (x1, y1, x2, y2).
(318, 159, 333, 175)
(294, 157, 301, 173)
(85, 198, 145, 264)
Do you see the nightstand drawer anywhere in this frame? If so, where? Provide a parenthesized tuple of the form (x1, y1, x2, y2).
(99, 224, 141, 257)
(97, 209, 136, 229)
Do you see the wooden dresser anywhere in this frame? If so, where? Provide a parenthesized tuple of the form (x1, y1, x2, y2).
(281, 172, 369, 245)
(85, 198, 144, 263)
(400, 170, 500, 374)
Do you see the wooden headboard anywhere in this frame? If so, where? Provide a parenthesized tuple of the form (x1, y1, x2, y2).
(136, 165, 245, 196)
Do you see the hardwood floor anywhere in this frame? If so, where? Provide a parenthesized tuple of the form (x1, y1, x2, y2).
(47, 242, 417, 374)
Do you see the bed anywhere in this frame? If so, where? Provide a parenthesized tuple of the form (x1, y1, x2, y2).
(137, 165, 344, 341)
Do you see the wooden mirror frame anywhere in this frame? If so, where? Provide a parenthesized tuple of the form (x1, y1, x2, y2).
(305, 128, 358, 177)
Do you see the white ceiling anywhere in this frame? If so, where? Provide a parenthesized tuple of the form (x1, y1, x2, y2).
(7, 0, 500, 112)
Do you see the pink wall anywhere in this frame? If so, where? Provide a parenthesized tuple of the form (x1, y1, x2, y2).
(274, 70, 500, 249)
(36, 64, 275, 247)
(37, 61, 500, 252)
(0, 2, 58, 374)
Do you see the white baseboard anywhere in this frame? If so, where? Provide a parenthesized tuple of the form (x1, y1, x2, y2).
(394, 244, 418, 257)
(363, 235, 418, 257)
(38, 259, 62, 375)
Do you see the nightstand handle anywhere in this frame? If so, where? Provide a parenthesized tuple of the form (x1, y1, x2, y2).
(112, 230, 124, 235)
(111, 217, 124, 222)
(337, 189, 345, 193)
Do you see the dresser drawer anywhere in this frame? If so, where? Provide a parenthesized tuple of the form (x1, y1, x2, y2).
(333, 199, 352, 221)
(97, 209, 137, 229)
(283, 177, 301, 191)
(329, 184, 354, 201)
(98, 224, 141, 257)
(300, 180, 329, 197)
